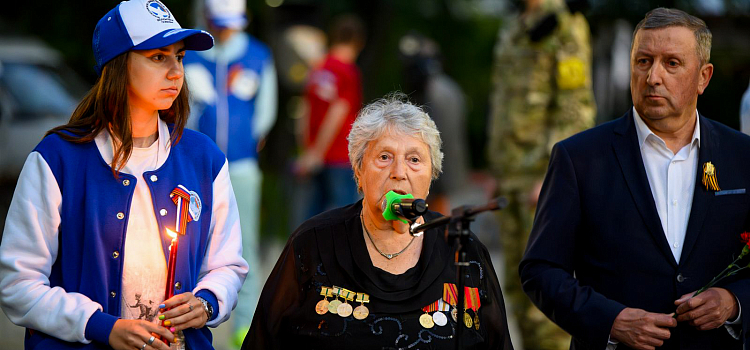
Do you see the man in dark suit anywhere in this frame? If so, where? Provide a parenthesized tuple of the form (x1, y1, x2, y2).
(520, 8, 750, 350)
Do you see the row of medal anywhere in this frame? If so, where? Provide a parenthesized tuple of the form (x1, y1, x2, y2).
(315, 285, 371, 320)
(314, 283, 481, 331)
(418, 283, 482, 330)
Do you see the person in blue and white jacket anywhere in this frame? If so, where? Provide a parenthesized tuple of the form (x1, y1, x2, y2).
(0, 1, 248, 349)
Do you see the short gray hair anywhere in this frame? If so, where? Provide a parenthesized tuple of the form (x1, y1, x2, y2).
(347, 93, 443, 191)
(632, 8, 712, 65)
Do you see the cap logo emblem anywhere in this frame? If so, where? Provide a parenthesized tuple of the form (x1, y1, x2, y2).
(146, 0, 174, 23)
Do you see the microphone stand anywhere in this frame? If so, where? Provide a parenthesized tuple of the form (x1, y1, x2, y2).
(410, 197, 507, 350)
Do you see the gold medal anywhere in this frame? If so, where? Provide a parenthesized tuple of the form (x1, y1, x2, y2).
(463, 310, 473, 328)
(433, 311, 448, 326)
(353, 292, 370, 320)
(421, 299, 441, 328)
(353, 305, 369, 320)
(337, 302, 353, 317)
(419, 313, 435, 328)
(465, 286, 481, 330)
(451, 307, 458, 322)
(316, 286, 333, 315)
(315, 299, 329, 315)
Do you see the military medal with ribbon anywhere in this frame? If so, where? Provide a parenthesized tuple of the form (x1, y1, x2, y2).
(419, 301, 437, 328)
(420, 299, 449, 328)
(328, 286, 343, 314)
(462, 290, 474, 329)
(443, 283, 459, 322)
(702, 162, 720, 191)
(434, 299, 450, 326)
(353, 292, 370, 320)
(337, 288, 355, 317)
(444, 283, 482, 329)
(316, 286, 333, 315)
(465, 287, 481, 330)
(161, 185, 200, 345)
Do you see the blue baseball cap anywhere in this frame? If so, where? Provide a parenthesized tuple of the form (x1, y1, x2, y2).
(92, 0, 214, 75)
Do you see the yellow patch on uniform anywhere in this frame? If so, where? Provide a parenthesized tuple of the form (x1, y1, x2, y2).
(556, 58, 586, 90)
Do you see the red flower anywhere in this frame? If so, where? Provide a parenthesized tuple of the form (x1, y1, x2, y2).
(742, 232, 750, 248)
(678, 231, 750, 303)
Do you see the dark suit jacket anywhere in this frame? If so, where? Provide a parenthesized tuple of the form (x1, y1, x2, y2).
(520, 110, 750, 350)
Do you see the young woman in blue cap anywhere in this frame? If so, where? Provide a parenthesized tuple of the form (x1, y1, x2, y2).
(0, 1, 248, 349)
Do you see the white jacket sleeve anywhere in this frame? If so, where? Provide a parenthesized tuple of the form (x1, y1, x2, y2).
(193, 159, 249, 326)
(0, 152, 102, 343)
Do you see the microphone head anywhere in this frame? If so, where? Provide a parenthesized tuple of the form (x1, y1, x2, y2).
(382, 190, 415, 224)
(398, 198, 428, 218)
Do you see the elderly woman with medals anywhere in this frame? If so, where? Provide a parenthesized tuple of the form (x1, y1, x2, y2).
(243, 93, 514, 349)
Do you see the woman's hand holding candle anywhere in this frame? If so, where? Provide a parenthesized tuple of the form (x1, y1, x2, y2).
(159, 292, 209, 333)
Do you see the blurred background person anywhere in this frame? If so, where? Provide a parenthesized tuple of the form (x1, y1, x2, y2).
(487, 0, 596, 348)
(741, 78, 750, 135)
(292, 14, 365, 225)
(398, 32, 470, 215)
(182, 0, 278, 347)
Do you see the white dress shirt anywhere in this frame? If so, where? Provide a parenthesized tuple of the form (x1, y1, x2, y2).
(607, 108, 738, 349)
(634, 108, 700, 264)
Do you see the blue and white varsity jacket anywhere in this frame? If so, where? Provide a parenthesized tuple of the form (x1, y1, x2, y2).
(0, 119, 248, 349)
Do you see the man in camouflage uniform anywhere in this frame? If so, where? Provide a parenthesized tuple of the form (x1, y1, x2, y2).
(488, 0, 596, 348)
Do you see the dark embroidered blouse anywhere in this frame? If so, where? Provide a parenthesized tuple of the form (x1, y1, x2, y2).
(243, 201, 514, 350)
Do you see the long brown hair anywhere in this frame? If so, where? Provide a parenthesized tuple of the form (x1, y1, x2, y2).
(46, 51, 190, 178)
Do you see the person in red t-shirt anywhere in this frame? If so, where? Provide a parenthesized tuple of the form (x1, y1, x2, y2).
(294, 15, 366, 220)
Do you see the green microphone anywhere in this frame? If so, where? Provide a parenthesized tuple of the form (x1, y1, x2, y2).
(382, 190, 428, 224)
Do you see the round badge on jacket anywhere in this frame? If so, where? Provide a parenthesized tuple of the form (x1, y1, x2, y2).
(188, 190, 202, 221)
